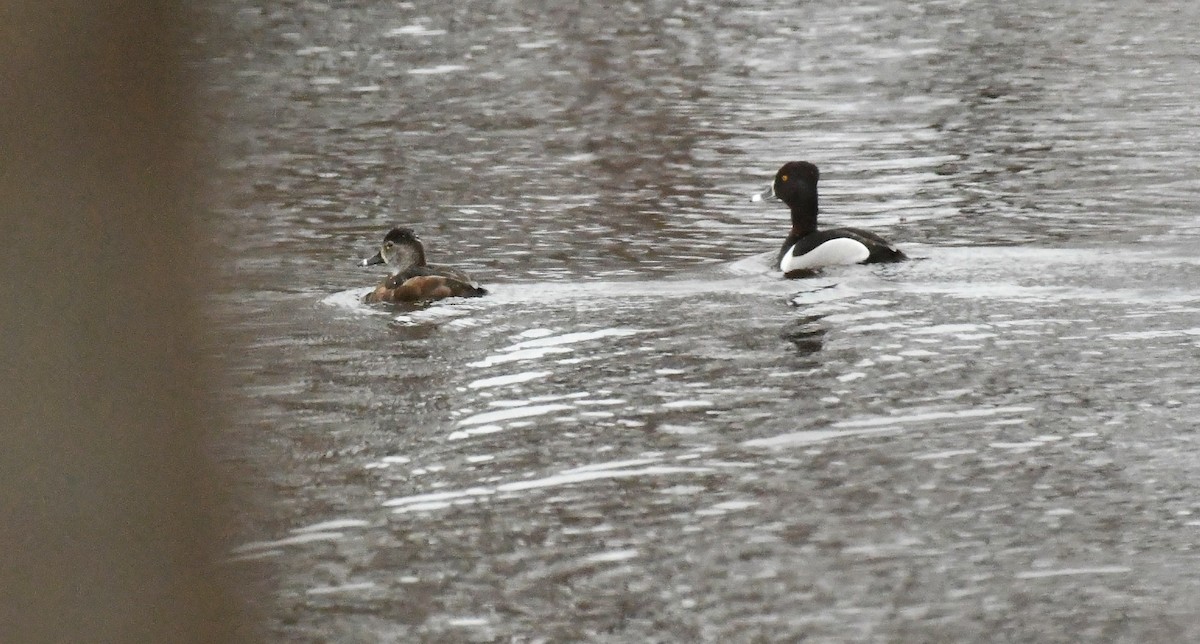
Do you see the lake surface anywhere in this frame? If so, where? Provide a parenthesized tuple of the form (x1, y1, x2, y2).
(202, 0, 1200, 640)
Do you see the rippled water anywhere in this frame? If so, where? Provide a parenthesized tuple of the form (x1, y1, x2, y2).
(203, 0, 1200, 640)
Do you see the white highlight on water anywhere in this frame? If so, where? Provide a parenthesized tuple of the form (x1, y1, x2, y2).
(383, 460, 712, 513)
(1014, 566, 1132, 579)
(293, 518, 370, 533)
(408, 64, 469, 75)
(307, 582, 377, 595)
(232, 531, 344, 554)
(834, 405, 1036, 429)
(468, 328, 643, 369)
(320, 288, 385, 314)
(696, 500, 759, 516)
(914, 449, 978, 460)
(583, 549, 639, 563)
(386, 25, 448, 36)
(661, 399, 714, 409)
(454, 403, 573, 427)
(447, 617, 490, 627)
(742, 427, 900, 449)
(501, 328, 643, 352)
(467, 370, 552, 389)
(468, 347, 573, 367)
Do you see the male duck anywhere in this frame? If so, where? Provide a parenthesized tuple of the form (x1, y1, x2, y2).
(752, 161, 905, 276)
(359, 227, 487, 303)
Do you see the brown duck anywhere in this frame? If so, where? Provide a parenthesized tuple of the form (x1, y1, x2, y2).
(359, 227, 487, 303)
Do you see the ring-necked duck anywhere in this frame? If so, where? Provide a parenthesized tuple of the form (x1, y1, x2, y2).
(752, 161, 905, 276)
(359, 227, 487, 303)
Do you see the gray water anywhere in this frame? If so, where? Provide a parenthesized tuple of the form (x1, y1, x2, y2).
(204, 0, 1200, 641)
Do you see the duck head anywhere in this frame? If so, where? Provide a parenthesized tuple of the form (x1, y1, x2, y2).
(360, 226, 427, 275)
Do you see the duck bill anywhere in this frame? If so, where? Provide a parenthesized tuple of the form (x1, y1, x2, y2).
(750, 185, 777, 202)
(359, 251, 385, 267)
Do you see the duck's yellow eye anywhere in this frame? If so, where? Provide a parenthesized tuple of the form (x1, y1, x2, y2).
(780, 174, 788, 182)
(384, 241, 394, 249)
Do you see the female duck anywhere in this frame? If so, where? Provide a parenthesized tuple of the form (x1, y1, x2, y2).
(359, 227, 487, 303)
(752, 161, 905, 276)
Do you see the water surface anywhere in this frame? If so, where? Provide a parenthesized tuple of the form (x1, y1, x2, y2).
(204, 0, 1200, 640)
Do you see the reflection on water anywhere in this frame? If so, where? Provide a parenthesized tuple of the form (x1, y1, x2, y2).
(204, 0, 1200, 640)
(780, 312, 828, 355)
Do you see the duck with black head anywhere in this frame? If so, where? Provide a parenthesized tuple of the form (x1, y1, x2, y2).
(359, 227, 487, 303)
(752, 161, 905, 277)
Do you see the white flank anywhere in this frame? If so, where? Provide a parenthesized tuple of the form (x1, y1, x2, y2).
(781, 237, 871, 271)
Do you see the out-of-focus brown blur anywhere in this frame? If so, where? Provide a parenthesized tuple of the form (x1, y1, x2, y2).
(0, 1, 247, 641)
